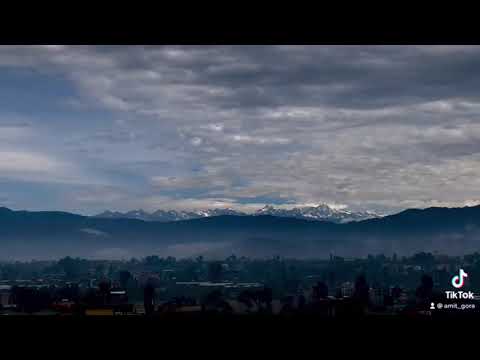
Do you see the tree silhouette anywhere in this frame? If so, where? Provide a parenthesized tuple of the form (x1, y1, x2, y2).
(98, 279, 111, 305)
(203, 289, 230, 313)
(259, 287, 273, 313)
(58, 257, 83, 279)
(297, 294, 306, 312)
(415, 274, 434, 307)
(351, 274, 370, 316)
(118, 270, 132, 289)
(11, 286, 51, 314)
(238, 290, 255, 310)
(391, 285, 402, 300)
(312, 281, 329, 301)
(144, 283, 155, 315)
(353, 275, 369, 304)
(208, 262, 223, 282)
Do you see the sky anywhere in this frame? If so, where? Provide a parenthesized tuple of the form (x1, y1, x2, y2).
(1, 45, 480, 215)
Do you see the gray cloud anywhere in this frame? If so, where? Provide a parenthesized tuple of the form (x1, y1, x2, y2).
(1, 46, 480, 214)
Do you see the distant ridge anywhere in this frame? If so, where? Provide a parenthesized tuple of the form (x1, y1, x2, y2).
(95, 204, 381, 224)
(0, 205, 479, 260)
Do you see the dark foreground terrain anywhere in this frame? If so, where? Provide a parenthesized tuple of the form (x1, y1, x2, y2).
(1, 252, 479, 319)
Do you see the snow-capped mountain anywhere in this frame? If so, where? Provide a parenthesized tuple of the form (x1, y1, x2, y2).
(95, 208, 245, 222)
(254, 204, 380, 223)
(95, 204, 381, 223)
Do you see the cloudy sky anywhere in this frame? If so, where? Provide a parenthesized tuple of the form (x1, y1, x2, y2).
(1, 45, 480, 215)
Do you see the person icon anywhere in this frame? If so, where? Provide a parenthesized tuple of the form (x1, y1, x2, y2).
(430, 302, 435, 310)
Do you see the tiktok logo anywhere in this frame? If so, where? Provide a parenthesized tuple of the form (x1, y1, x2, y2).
(452, 269, 468, 289)
(445, 269, 474, 300)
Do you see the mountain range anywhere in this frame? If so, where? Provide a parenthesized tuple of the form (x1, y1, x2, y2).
(95, 204, 381, 223)
(1, 205, 480, 260)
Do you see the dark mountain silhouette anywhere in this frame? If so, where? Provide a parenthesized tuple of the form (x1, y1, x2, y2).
(0, 205, 480, 260)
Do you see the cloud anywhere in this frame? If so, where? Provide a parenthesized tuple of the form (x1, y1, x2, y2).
(2, 46, 480, 213)
(0, 151, 59, 172)
(229, 134, 291, 145)
(0, 149, 112, 187)
(190, 137, 203, 146)
(0, 195, 10, 205)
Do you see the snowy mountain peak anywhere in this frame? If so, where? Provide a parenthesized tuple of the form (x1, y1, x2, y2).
(257, 205, 276, 213)
(95, 204, 381, 223)
(253, 203, 381, 223)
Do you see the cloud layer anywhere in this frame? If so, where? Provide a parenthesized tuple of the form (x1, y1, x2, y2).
(1, 45, 480, 214)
